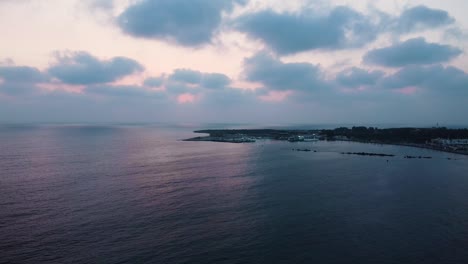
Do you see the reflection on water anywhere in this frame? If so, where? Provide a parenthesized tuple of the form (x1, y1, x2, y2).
(1, 125, 468, 263)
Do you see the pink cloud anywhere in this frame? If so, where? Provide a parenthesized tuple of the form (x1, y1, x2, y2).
(113, 74, 146, 86)
(231, 80, 262, 90)
(177, 93, 196, 103)
(37, 82, 84, 93)
(394, 86, 419, 95)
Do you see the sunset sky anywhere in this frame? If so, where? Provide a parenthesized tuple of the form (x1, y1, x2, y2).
(1, 0, 468, 125)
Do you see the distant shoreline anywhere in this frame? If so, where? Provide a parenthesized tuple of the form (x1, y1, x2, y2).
(184, 127, 468, 156)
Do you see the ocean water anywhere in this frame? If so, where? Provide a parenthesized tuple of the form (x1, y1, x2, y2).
(1, 124, 468, 264)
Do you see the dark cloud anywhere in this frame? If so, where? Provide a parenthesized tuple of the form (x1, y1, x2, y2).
(236, 6, 379, 55)
(117, 0, 246, 46)
(201, 73, 231, 89)
(0, 65, 48, 95)
(48, 51, 144, 85)
(234, 5, 457, 55)
(364, 38, 462, 67)
(336, 67, 384, 88)
(0, 66, 47, 83)
(167, 69, 231, 91)
(169, 69, 203, 84)
(144, 77, 164, 87)
(244, 52, 328, 91)
(395, 5, 455, 33)
(381, 64, 468, 93)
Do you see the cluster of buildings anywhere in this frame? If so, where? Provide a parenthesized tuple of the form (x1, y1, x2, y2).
(287, 134, 321, 142)
(430, 138, 468, 151)
(209, 133, 256, 143)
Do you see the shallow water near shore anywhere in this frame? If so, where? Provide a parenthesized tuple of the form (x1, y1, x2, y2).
(1, 124, 468, 264)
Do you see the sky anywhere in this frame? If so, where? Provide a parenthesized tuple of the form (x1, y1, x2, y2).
(1, 0, 468, 126)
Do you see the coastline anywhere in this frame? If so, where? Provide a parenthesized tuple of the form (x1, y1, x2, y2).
(184, 127, 468, 156)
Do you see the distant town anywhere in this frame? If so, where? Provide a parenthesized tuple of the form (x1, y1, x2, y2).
(184, 127, 468, 155)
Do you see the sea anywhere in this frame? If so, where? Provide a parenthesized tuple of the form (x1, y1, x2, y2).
(1, 124, 468, 264)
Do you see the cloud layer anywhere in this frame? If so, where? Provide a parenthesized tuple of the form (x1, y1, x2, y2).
(235, 5, 456, 55)
(1, 1, 467, 125)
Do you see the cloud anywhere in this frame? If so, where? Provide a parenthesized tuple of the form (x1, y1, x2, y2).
(364, 38, 462, 67)
(144, 77, 164, 87)
(201, 73, 231, 89)
(48, 51, 144, 85)
(381, 64, 468, 93)
(395, 5, 455, 33)
(234, 5, 457, 55)
(117, 0, 245, 46)
(243, 52, 328, 92)
(167, 69, 231, 91)
(169, 69, 203, 84)
(0, 66, 47, 83)
(0, 65, 48, 95)
(336, 67, 384, 88)
(0, 82, 40, 95)
(236, 6, 379, 55)
(85, 84, 165, 98)
(87, 0, 113, 10)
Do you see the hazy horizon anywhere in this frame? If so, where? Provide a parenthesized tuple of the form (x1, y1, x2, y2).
(1, 121, 467, 130)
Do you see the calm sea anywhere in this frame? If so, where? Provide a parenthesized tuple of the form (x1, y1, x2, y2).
(1, 124, 468, 264)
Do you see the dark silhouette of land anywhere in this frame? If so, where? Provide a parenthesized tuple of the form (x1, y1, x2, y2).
(184, 127, 468, 155)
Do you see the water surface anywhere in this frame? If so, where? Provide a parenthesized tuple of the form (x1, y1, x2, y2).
(1, 125, 468, 263)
